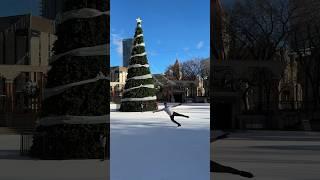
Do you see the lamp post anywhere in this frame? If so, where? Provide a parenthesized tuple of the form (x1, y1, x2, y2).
(203, 76, 208, 98)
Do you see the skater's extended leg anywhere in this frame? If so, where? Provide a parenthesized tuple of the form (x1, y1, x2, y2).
(173, 112, 189, 118)
(170, 115, 181, 127)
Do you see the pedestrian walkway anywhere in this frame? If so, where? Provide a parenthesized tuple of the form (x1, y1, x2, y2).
(211, 130, 320, 179)
(0, 134, 108, 180)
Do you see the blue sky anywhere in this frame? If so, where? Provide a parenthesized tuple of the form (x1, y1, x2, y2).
(0, 0, 39, 17)
(111, 0, 210, 74)
(0, 0, 210, 74)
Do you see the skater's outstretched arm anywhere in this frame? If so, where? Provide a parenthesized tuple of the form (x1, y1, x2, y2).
(153, 108, 164, 113)
(171, 103, 182, 108)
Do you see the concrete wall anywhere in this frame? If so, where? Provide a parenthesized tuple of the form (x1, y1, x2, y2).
(31, 16, 55, 34)
(30, 36, 40, 66)
(30, 31, 56, 67)
(4, 31, 15, 64)
(0, 32, 4, 64)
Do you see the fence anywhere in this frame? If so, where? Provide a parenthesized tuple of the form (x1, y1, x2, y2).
(0, 96, 6, 113)
(20, 131, 33, 156)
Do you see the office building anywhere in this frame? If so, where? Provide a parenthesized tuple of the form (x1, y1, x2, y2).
(122, 38, 133, 67)
(40, 0, 66, 20)
(0, 14, 56, 129)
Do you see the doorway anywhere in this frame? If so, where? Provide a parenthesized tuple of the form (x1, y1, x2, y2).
(173, 93, 183, 103)
(212, 102, 233, 130)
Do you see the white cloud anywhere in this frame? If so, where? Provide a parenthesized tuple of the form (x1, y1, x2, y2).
(149, 50, 158, 56)
(196, 41, 204, 49)
(111, 33, 123, 57)
(183, 47, 190, 51)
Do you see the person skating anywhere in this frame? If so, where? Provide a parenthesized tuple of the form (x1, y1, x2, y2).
(153, 102, 189, 127)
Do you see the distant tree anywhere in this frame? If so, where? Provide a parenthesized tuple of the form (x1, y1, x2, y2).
(165, 58, 209, 81)
(227, 0, 295, 61)
(181, 59, 202, 80)
(200, 59, 210, 78)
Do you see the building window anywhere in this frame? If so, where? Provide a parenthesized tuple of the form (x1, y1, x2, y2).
(282, 91, 290, 102)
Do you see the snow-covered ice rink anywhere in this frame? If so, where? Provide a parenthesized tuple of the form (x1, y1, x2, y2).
(111, 103, 210, 180)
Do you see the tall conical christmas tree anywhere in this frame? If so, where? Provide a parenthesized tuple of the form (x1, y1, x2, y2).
(120, 18, 157, 112)
(30, 0, 109, 159)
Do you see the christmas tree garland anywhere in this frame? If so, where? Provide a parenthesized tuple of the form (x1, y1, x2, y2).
(56, 8, 110, 24)
(133, 42, 145, 47)
(126, 74, 153, 80)
(50, 44, 109, 63)
(44, 72, 109, 99)
(130, 52, 147, 58)
(127, 64, 149, 68)
(121, 96, 157, 102)
(123, 84, 154, 93)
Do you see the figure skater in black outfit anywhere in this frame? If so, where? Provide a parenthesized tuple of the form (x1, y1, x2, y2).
(153, 102, 189, 127)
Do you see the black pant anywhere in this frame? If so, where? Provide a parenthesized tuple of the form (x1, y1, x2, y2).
(170, 112, 189, 126)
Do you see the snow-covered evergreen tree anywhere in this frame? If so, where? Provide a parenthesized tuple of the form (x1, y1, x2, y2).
(120, 18, 157, 112)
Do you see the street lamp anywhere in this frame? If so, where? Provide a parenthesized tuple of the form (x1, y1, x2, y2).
(203, 76, 208, 97)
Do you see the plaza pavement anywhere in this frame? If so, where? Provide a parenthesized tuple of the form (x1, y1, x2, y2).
(0, 135, 108, 180)
(211, 130, 320, 180)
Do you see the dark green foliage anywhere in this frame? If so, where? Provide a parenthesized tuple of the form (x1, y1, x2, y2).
(133, 36, 144, 45)
(134, 27, 143, 36)
(30, 123, 108, 159)
(129, 56, 148, 65)
(123, 87, 157, 98)
(41, 80, 109, 116)
(31, 0, 109, 159)
(120, 101, 158, 112)
(120, 20, 157, 112)
(127, 67, 151, 79)
(131, 45, 145, 55)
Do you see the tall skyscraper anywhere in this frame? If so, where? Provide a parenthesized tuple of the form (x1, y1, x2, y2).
(122, 38, 133, 67)
(40, 0, 66, 20)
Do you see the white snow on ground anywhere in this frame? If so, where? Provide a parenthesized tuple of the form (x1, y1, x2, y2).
(111, 103, 210, 180)
(0, 135, 108, 180)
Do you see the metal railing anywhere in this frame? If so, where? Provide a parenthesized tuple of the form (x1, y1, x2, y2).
(20, 131, 33, 156)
